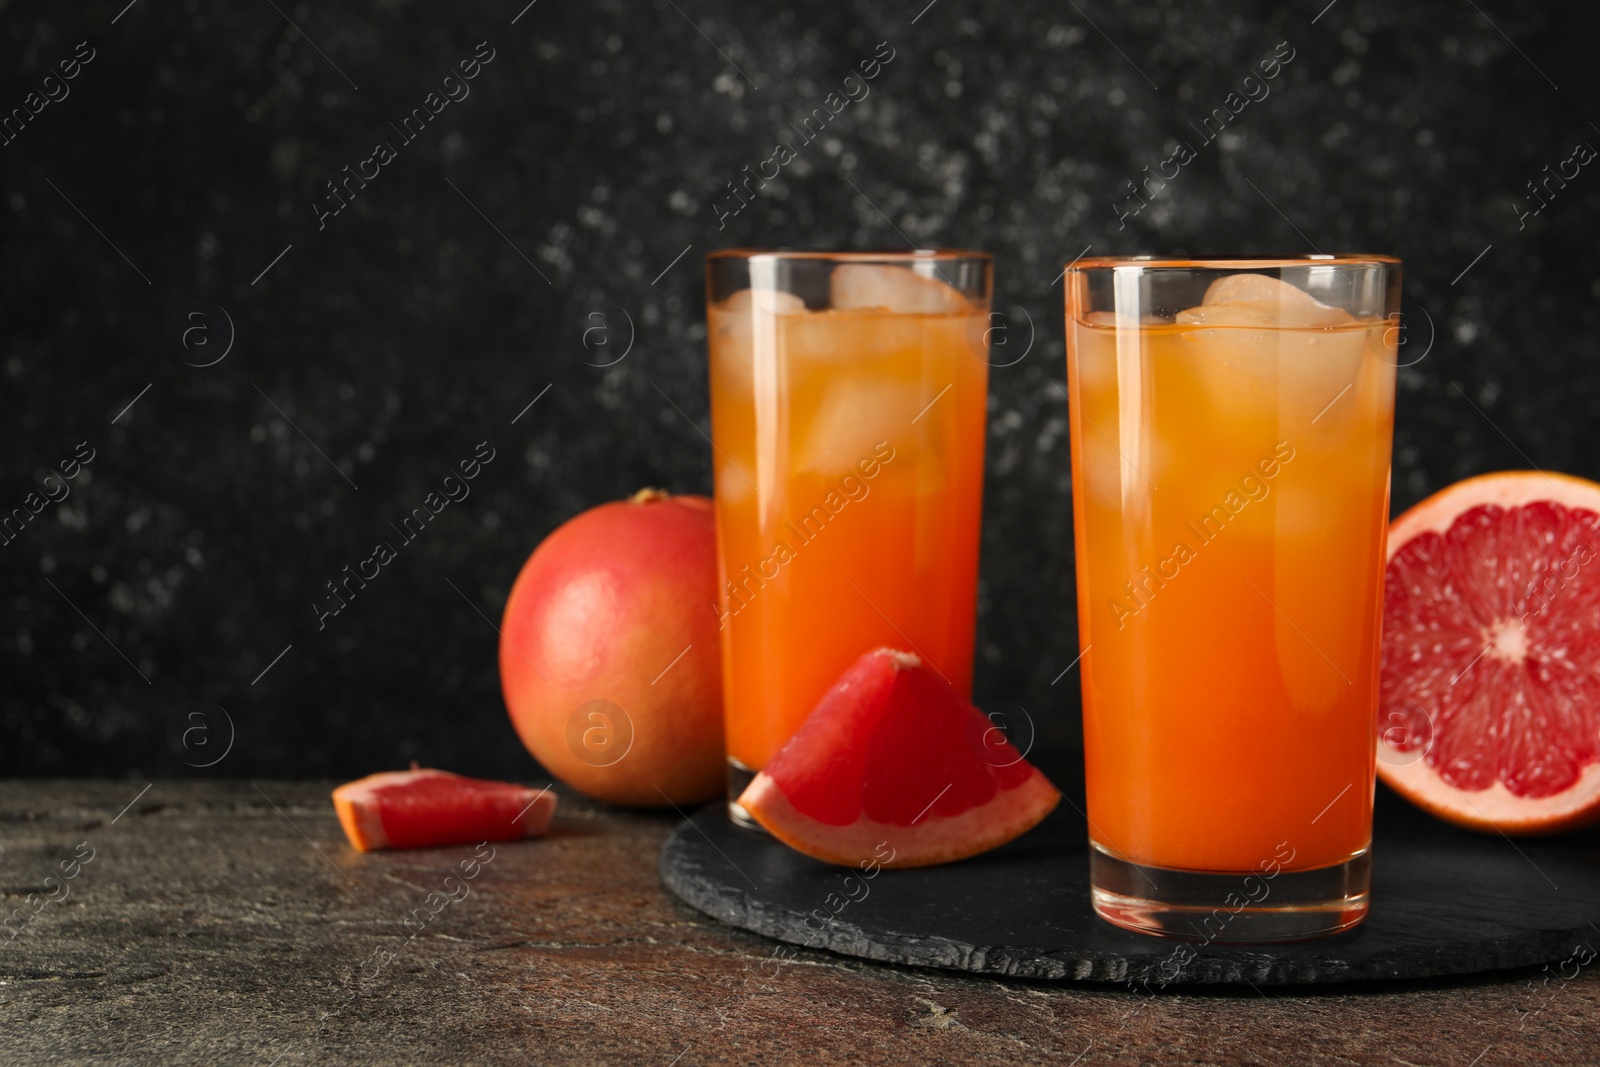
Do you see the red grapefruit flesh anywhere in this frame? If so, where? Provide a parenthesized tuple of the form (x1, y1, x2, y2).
(737, 648, 1059, 868)
(332, 768, 557, 852)
(1379, 471, 1600, 834)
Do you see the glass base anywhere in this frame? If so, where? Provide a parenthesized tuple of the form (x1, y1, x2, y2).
(726, 757, 764, 830)
(1089, 842, 1370, 943)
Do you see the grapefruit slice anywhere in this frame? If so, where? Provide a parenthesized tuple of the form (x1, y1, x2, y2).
(1379, 471, 1600, 834)
(737, 648, 1059, 868)
(332, 767, 557, 852)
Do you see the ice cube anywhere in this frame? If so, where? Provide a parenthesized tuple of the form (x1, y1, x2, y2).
(780, 308, 932, 368)
(830, 263, 969, 314)
(794, 378, 922, 477)
(715, 456, 757, 504)
(1077, 433, 1126, 510)
(717, 288, 807, 315)
(1176, 273, 1353, 328)
(1175, 313, 1368, 429)
(1069, 320, 1119, 396)
(708, 289, 806, 396)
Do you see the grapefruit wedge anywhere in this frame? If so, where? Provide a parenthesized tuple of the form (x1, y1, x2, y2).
(332, 768, 557, 852)
(1379, 471, 1600, 834)
(737, 648, 1059, 868)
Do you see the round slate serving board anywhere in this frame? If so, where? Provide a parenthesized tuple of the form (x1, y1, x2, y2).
(660, 784, 1600, 987)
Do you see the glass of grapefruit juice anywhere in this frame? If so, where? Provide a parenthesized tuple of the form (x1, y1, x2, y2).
(705, 250, 993, 826)
(1063, 256, 1400, 941)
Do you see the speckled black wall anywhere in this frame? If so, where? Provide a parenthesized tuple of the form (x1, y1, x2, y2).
(5, 0, 1598, 781)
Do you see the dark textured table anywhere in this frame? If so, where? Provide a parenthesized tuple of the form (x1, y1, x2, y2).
(3, 781, 1598, 1065)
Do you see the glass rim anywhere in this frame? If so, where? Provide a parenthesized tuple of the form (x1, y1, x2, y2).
(707, 247, 992, 265)
(1066, 254, 1399, 272)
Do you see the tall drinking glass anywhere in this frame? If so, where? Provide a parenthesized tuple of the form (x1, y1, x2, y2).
(1063, 256, 1400, 941)
(706, 250, 993, 825)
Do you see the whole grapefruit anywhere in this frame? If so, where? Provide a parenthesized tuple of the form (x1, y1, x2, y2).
(499, 488, 723, 806)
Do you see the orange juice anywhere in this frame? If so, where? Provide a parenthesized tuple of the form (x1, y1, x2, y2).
(706, 257, 990, 788)
(1066, 266, 1397, 880)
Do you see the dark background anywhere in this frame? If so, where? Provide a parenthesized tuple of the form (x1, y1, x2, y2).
(5, 0, 1598, 783)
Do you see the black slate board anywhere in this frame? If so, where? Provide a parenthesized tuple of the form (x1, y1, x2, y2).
(660, 784, 1600, 987)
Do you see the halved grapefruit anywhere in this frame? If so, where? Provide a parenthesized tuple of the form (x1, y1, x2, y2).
(1379, 471, 1600, 834)
(737, 648, 1059, 868)
(332, 767, 557, 852)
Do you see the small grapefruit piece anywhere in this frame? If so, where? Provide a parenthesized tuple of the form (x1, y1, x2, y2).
(1379, 471, 1600, 834)
(738, 648, 1059, 868)
(332, 768, 557, 852)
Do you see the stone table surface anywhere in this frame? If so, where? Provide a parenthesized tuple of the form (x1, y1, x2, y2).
(2, 780, 1597, 1066)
